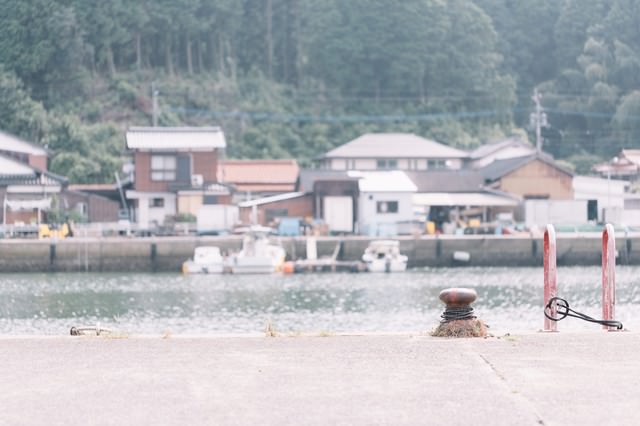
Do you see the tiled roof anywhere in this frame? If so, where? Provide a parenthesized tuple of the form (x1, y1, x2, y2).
(321, 133, 469, 159)
(0, 130, 48, 155)
(296, 169, 359, 192)
(622, 149, 640, 165)
(405, 170, 484, 193)
(0, 155, 36, 175)
(0, 154, 67, 185)
(219, 159, 300, 192)
(479, 153, 572, 181)
(126, 127, 226, 150)
(469, 137, 533, 159)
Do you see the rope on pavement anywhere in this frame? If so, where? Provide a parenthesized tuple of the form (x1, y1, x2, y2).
(544, 297, 623, 330)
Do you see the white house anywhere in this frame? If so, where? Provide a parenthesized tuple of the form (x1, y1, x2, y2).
(351, 170, 417, 236)
(317, 133, 469, 171)
(573, 175, 628, 223)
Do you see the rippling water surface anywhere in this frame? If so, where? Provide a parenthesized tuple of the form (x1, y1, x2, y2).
(1, 267, 639, 335)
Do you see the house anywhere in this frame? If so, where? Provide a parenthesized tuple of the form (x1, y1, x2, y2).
(469, 137, 536, 169)
(219, 159, 300, 201)
(593, 149, 640, 179)
(297, 169, 361, 234)
(352, 170, 417, 236)
(297, 169, 418, 235)
(316, 133, 469, 171)
(573, 175, 628, 223)
(480, 153, 574, 200)
(125, 126, 231, 230)
(66, 183, 125, 223)
(237, 192, 313, 227)
(0, 154, 67, 225)
(407, 170, 520, 230)
(0, 131, 65, 226)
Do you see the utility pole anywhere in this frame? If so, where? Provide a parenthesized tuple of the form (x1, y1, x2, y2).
(151, 82, 159, 127)
(530, 89, 548, 152)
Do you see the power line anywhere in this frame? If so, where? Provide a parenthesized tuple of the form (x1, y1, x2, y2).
(167, 105, 513, 123)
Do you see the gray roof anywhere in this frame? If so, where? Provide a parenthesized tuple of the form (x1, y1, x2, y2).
(469, 137, 532, 159)
(405, 170, 484, 193)
(0, 154, 67, 185)
(126, 127, 226, 150)
(480, 153, 572, 182)
(321, 133, 469, 159)
(297, 169, 359, 192)
(0, 130, 48, 156)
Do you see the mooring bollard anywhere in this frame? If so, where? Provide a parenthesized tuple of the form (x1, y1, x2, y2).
(543, 224, 557, 332)
(432, 287, 486, 337)
(602, 224, 616, 331)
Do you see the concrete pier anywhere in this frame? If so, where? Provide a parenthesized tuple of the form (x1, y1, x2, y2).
(1, 233, 640, 272)
(1, 332, 638, 425)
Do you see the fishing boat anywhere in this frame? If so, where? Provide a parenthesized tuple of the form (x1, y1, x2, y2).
(361, 240, 408, 272)
(182, 246, 226, 274)
(229, 226, 286, 274)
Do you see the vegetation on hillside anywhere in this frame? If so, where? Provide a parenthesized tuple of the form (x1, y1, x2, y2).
(2, 0, 640, 182)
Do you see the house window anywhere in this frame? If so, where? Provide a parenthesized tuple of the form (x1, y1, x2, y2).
(524, 194, 549, 200)
(376, 159, 398, 169)
(376, 201, 399, 214)
(203, 195, 218, 205)
(151, 155, 176, 181)
(150, 198, 164, 208)
(76, 202, 88, 216)
(428, 159, 447, 169)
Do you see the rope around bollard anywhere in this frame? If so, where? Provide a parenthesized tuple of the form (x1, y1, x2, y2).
(544, 297, 623, 330)
(70, 324, 113, 336)
(440, 305, 476, 323)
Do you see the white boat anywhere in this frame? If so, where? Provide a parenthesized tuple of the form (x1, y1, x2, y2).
(229, 227, 286, 274)
(182, 246, 226, 274)
(362, 240, 408, 272)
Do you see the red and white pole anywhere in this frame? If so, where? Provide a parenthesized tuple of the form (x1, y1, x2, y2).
(602, 224, 616, 331)
(543, 224, 557, 331)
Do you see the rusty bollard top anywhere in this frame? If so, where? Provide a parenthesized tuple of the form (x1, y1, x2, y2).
(439, 288, 477, 307)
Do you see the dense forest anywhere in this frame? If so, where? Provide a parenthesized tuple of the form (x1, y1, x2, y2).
(1, 0, 640, 182)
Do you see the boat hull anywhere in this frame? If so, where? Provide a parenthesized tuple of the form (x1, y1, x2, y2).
(364, 259, 407, 273)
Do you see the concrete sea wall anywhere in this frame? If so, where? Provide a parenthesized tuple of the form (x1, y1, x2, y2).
(1, 233, 639, 273)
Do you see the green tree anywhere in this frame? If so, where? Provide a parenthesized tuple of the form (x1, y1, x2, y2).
(0, 68, 48, 142)
(612, 91, 640, 152)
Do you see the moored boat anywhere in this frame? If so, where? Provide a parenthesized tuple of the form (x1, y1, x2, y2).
(362, 240, 408, 272)
(229, 227, 286, 274)
(182, 246, 226, 274)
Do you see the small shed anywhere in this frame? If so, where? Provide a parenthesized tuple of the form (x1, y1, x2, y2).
(237, 192, 313, 227)
(351, 170, 417, 236)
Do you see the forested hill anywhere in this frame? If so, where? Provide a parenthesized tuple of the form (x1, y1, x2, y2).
(1, 0, 639, 183)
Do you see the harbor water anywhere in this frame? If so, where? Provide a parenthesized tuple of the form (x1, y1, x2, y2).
(1, 266, 639, 335)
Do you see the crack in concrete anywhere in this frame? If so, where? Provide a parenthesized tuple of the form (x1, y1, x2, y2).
(478, 353, 547, 426)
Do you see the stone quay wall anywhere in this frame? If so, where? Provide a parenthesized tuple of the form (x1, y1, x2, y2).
(0, 233, 638, 273)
